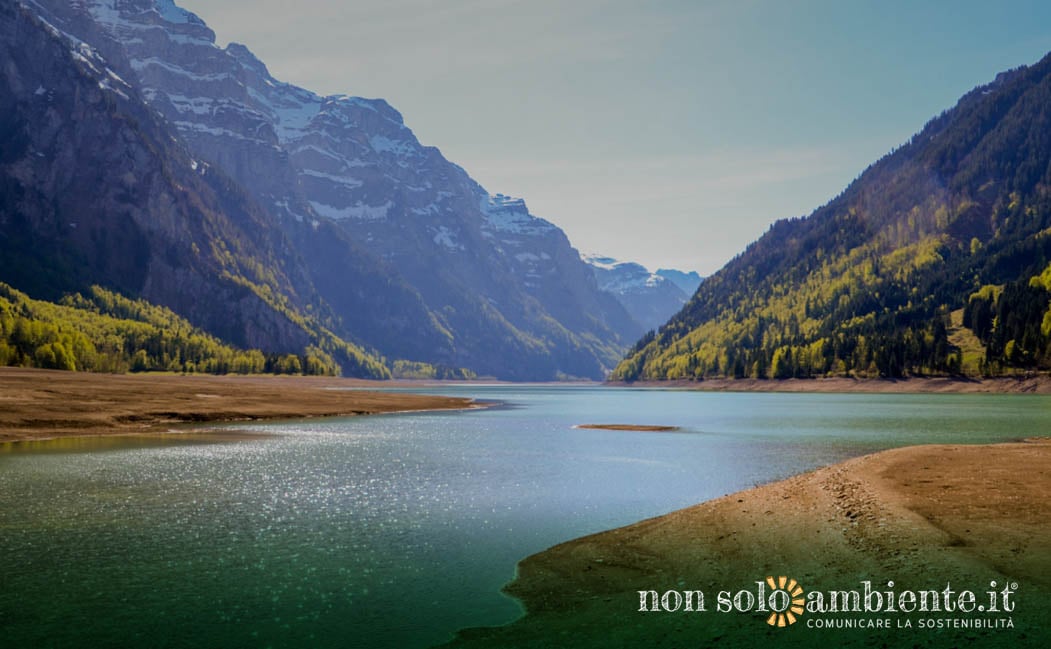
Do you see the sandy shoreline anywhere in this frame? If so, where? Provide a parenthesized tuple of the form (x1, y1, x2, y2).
(0, 367, 475, 442)
(613, 375, 1051, 393)
(445, 440, 1051, 648)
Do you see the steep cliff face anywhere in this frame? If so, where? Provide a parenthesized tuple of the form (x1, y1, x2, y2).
(25, 0, 638, 379)
(0, 0, 390, 375)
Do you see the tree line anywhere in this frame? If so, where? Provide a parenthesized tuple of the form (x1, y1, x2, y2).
(0, 283, 341, 375)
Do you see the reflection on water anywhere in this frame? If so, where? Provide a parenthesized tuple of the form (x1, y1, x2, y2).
(1, 388, 1049, 648)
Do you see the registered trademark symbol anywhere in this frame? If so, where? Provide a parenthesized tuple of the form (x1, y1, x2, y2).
(1010, 582, 1018, 591)
(979, 605, 985, 612)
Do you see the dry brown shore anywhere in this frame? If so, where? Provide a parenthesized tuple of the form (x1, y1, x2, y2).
(446, 440, 1051, 648)
(614, 374, 1051, 393)
(0, 366, 476, 442)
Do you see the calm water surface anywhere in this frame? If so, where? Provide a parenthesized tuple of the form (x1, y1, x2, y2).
(1, 387, 1049, 648)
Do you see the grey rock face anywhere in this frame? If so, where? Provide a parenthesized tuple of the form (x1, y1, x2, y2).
(27, 0, 639, 379)
(0, 1, 316, 355)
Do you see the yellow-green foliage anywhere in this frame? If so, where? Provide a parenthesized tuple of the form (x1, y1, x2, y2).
(971, 284, 1004, 302)
(947, 309, 985, 375)
(612, 234, 954, 381)
(308, 325, 390, 379)
(882, 238, 944, 283)
(391, 360, 477, 380)
(0, 283, 345, 376)
(1029, 263, 1051, 292)
(1026, 264, 1051, 338)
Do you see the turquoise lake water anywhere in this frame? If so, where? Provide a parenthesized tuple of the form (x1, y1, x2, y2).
(1, 387, 1049, 648)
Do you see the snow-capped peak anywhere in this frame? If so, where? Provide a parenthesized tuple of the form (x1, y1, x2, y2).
(583, 254, 693, 332)
(582, 254, 669, 293)
(86, 0, 206, 29)
(580, 254, 621, 272)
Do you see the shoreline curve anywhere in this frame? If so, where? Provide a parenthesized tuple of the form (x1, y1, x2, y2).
(442, 439, 1051, 648)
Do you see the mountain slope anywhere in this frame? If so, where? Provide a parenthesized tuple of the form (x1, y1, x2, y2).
(29, 0, 639, 380)
(0, 0, 388, 377)
(583, 255, 691, 332)
(615, 53, 1051, 381)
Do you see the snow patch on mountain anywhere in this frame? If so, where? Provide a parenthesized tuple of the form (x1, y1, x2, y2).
(95, 0, 200, 26)
(28, 6, 133, 101)
(432, 226, 464, 251)
(264, 93, 322, 141)
(87, 0, 207, 35)
(309, 200, 393, 221)
(300, 169, 363, 189)
(481, 194, 556, 236)
(154, 0, 192, 24)
(129, 56, 228, 82)
(368, 135, 415, 156)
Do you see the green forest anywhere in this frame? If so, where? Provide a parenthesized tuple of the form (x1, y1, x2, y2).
(0, 283, 482, 381)
(0, 283, 348, 376)
(614, 54, 1051, 382)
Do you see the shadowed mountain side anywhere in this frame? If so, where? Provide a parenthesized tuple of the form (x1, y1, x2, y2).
(24, 0, 640, 380)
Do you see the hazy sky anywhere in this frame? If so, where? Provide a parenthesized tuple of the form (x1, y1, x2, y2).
(179, 0, 1051, 275)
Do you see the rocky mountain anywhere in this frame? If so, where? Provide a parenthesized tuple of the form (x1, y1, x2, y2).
(0, 0, 388, 377)
(583, 255, 691, 332)
(20, 0, 638, 380)
(654, 268, 703, 296)
(616, 52, 1051, 381)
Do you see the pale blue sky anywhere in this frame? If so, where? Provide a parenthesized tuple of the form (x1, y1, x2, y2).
(180, 0, 1051, 274)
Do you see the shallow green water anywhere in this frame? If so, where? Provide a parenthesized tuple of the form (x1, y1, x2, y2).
(1, 387, 1048, 648)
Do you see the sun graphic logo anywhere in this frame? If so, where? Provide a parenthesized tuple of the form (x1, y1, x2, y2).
(764, 576, 805, 627)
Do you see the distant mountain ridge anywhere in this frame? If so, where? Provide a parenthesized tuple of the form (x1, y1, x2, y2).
(655, 269, 703, 296)
(583, 255, 696, 332)
(616, 52, 1051, 381)
(8, 0, 642, 380)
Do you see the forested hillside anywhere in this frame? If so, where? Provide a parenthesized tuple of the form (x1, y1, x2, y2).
(0, 283, 360, 375)
(615, 53, 1051, 381)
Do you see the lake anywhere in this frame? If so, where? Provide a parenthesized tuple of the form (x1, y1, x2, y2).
(1, 387, 1048, 648)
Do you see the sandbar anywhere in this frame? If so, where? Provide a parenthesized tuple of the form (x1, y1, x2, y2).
(0, 367, 475, 442)
(575, 424, 681, 432)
